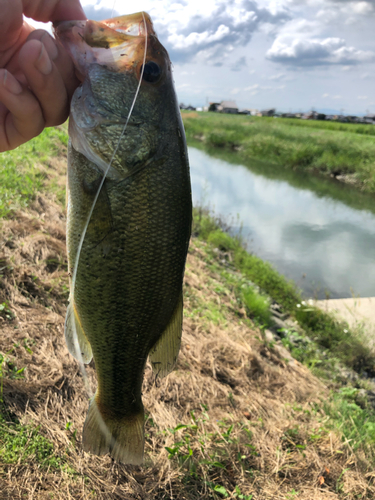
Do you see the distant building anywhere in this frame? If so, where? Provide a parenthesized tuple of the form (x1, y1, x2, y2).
(281, 113, 302, 118)
(208, 102, 220, 112)
(346, 115, 360, 123)
(238, 109, 250, 115)
(179, 103, 196, 111)
(217, 100, 239, 114)
(246, 108, 259, 116)
(301, 111, 318, 120)
(335, 115, 348, 122)
(364, 113, 375, 123)
(258, 108, 276, 117)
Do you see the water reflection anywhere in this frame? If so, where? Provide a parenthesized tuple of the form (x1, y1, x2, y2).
(189, 146, 375, 299)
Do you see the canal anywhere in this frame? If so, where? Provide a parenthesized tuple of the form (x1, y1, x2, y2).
(189, 145, 375, 299)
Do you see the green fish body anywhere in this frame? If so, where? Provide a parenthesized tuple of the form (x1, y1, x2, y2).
(55, 13, 192, 464)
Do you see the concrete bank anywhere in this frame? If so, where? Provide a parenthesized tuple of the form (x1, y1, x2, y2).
(315, 297, 375, 340)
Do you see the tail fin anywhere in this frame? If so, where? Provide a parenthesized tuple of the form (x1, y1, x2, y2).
(82, 395, 144, 464)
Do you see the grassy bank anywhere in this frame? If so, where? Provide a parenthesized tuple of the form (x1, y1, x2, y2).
(182, 112, 375, 194)
(0, 126, 68, 217)
(193, 208, 375, 378)
(1, 127, 375, 498)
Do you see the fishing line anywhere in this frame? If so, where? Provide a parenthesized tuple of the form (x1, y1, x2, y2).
(111, 0, 117, 18)
(70, 13, 149, 402)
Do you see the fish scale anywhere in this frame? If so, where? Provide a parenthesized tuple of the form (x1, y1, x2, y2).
(55, 11, 191, 464)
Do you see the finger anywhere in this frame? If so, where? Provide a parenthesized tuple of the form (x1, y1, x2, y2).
(18, 36, 72, 127)
(28, 30, 79, 100)
(19, 29, 81, 125)
(0, 1, 23, 51)
(0, 69, 45, 151)
(23, 0, 86, 23)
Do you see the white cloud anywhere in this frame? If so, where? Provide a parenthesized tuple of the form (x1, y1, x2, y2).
(168, 24, 230, 50)
(358, 95, 368, 100)
(269, 72, 285, 80)
(60, 0, 375, 113)
(243, 83, 281, 93)
(266, 36, 375, 66)
(322, 93, 342, 99)
(81, 0, 289, 65)
(245, 84, 260, 91)
(352, 1, 373, 15)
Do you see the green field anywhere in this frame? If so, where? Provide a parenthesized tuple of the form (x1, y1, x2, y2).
(182, 112, 375, 193)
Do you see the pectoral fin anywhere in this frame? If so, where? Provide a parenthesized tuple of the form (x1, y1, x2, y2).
(149, 293, 183, 378)
(64, 302, 93, 364)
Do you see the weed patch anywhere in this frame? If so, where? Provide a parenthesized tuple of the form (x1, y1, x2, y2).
(182, 112, 375, 193)
(0, 406, 62, 468)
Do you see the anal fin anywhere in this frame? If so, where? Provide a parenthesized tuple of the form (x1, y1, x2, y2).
(149, 292, 183, 378)
(64, 302, 93, 364)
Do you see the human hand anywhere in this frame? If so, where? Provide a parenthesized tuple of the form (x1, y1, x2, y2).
(0, 0, 86, 152)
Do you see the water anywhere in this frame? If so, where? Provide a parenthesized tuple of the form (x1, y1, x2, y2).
(189, 146, 375, 299)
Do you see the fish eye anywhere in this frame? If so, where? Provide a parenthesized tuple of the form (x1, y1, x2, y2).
(141, 61, 161, 83)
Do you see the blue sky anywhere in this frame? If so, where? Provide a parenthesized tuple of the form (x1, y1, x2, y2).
(29, 0, 375, 114)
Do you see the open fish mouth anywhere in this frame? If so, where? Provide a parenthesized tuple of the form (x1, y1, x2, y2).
(53, 12, 166, 82)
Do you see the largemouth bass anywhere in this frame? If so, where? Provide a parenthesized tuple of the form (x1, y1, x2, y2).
(54, 12, 192, 464)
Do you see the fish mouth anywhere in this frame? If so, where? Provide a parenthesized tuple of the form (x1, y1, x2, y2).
(53, 12, 166, 82)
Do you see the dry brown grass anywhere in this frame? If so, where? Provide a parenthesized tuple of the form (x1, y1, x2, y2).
(0, 180, 374, 498)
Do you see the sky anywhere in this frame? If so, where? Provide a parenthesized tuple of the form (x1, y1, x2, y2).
(28, 0, 375, 114)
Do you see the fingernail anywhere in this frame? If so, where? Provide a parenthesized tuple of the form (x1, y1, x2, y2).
(41, 32, 59, 61)
(35, 43, 53, 75)
(3, 70, 23, 95)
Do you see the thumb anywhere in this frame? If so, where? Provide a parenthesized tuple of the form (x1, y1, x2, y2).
(23, 0, 86, 23)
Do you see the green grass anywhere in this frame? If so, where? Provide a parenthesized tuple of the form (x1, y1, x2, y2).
(186, 234, 273, 329)
(0, 126, 69, 472)
(182, 113, 375, 193)
(323, 387, 375, 462)
(278, 116, 375, 136)
(0, 407, 62, 468)
(193, 208, 375, 377)
(241, 286, 271, 327)
(286, 392, 375, 470)
(0, 126, 68, 217)
(164, 407, 257, 499)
